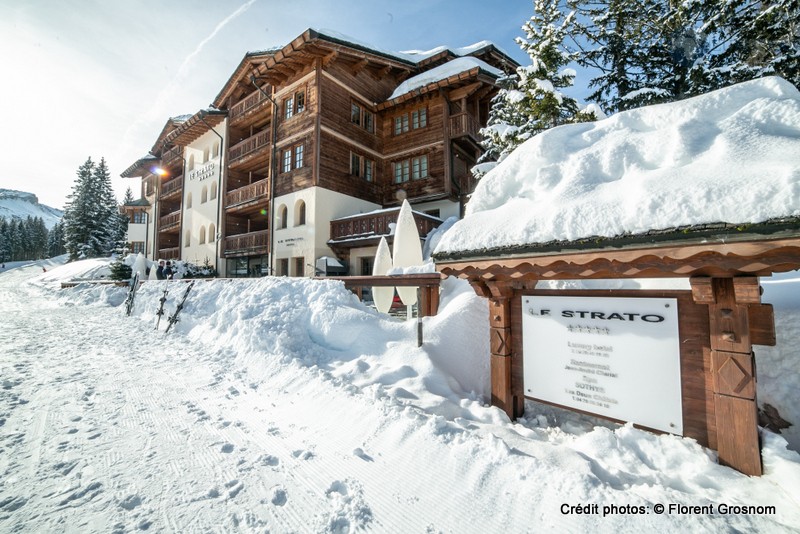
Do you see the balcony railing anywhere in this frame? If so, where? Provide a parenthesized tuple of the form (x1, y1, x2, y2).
(226, 179, 268, 209)
(329, 209, 441, 243)
(158, 247, 180, 260)
(160, 175, 183, 198)
(159, 210, 181, 230)
(224, 230, 269, 254)
(229, 87, 272, 122)
(449, 112, 481, 141)
(162, 145, 183, 167)
(229, 130, 271, 165)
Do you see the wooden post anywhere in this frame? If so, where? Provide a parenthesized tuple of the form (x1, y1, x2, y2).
(691, 276, 762, 475)
(471, 281, 522, 419)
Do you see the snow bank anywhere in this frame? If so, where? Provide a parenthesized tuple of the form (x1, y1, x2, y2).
(435, 76, 800, 255)
(9, 258, 800, 531)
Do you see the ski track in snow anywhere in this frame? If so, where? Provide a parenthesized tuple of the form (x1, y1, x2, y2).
(1, 261, 800, 533)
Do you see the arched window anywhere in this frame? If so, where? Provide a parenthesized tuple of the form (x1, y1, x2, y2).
(199, 226, 206, 245)
(209, 224, 216, 243)
(184, 229, 191, 247)
(201, 186, 208, 204)
(210, 182, 217, 201)
(212, 141, 220, 158)
(294, 199, 306, 226)
(188, 154, 195, 171)
(186, 192, 193, 209)
(278, 204, 288, 229)
(203, 147, 210, 163)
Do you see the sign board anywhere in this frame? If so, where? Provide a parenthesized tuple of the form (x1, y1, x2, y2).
(522, 295, 683, 434)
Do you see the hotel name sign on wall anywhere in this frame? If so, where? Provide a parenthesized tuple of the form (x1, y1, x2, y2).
(189, 162, 216, 181)
(522, 295, 683, 434)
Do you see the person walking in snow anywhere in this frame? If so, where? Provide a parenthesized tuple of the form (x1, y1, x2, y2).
(156, 260, 166, 280)
(164, 261, 174, 280)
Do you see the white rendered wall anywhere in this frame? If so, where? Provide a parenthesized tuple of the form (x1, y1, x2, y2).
(181, 125, 226, 270)
(273, 186, 380, 277)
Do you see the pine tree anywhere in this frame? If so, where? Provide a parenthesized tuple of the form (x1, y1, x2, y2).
(123, 187, 135, 205)
(0, 218, 10, 263)
(47, 220, 66, 258)
(477, 0, 595, 171)
(690, 0, 800, 89)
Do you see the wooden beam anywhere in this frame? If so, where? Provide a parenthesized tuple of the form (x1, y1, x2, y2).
(350, 58, 369, 76)
(323, 50, 338, 67)
(448, 81, 482, 102)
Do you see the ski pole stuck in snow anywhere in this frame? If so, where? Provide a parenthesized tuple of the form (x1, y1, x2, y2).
(154, 283, 169, 330)
(124, 272, 140, 316)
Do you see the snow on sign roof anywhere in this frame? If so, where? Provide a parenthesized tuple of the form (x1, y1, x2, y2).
(434, 76, 800, 258)
(388, 57, 503, 101)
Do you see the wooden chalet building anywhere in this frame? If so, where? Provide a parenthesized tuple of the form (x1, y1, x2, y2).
(122, 29, 518, 277)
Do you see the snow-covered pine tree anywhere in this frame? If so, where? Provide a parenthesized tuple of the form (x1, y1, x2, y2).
(93, 157, 120, 255)
(570, 0, 711, 111)
(63, 157, 95, 260)
(47, 220, 66, 258)
(123, 187, 135, 205)
(689, 0, 799, 89)
(477, 0, 595, 175)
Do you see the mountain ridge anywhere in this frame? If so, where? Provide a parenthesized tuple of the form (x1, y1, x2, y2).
(0, 188, 64, 229)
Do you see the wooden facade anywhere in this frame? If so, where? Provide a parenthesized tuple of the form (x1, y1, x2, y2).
(124, 29, 516, 275)
(437, 233, 800, 476)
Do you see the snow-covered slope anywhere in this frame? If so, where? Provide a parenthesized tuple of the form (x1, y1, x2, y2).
(0, 258, 798, 532)
(0, 188, 63, 229)
(435, 76, 800, 256)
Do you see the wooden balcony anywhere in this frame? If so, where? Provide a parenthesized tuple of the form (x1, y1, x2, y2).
(158, 247, 180, 260)
(159, 210, 181, 231)
(224, 229, 269, 257)
(159, 175, 183, 199)
(329, 208, 441, 246)
(449, 112, 481, 142)
(229, 88, 272, 124)
(162, 145, 183, 168)
(229, 130, 271, 168)
(226, 179, 268, 211)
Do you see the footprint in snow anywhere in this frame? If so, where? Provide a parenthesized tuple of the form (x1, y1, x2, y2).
(221, 443, 234, 453)
(271, 487, 287, 506)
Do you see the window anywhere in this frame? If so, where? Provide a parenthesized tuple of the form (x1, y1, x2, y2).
(364, 159, 373, 182)
(132, 211, 147, 224)
(188, 154, 195, 171)
(294, 257, 305, 277)
(284, 95, 294, 120)
(425, 209, 440, 218)
(199, 226, 206, 245)
(201, 186, 208, 204)
(278, 258, 289, 276)
(394, 154, 428, 183)
(351, 152, 374, 182)
(351, 101, 374, 133)
(284, 88, 306, 120)
(412, 108, 427, 129)
(364, 110, 374, 133)
(186, 192, 192, 209)
(394, 115, 409, 135)
(212, 141, 220, 158)
(210, 182, 217, 201)
(278, 204, 288, 229)
(412, 155, 428, 180)
(209, 224, 215, 243)
(131, 242, 145, 254)
(282, 144, 305, 173)
(394, 160, 410, 183)
(394, 107, 427, 135)
(295, 200, 306, 226)
(283, 149, 292, 173)
(184, 230, 191, 247)
(203, 147, 210, 163)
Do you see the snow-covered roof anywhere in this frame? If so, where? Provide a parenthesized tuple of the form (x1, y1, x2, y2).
(387, 57, 503, 101)
(330, 206, 442, 222)
(434, 76, 800, 259)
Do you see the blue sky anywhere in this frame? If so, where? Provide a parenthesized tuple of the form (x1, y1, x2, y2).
(0, 0, 587, 209)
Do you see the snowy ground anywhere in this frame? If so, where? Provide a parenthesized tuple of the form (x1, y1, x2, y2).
(1, 257, 800, 533)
